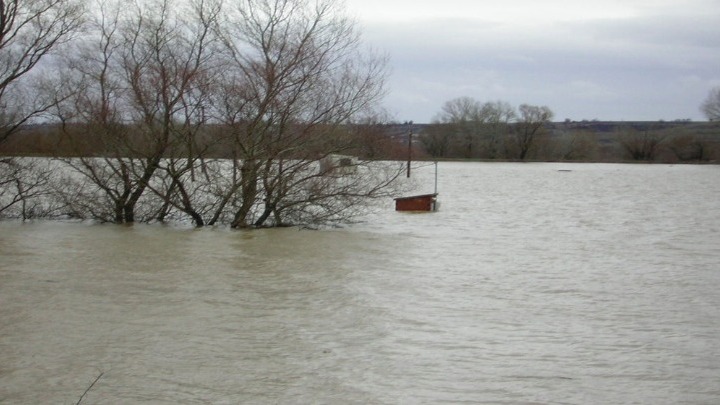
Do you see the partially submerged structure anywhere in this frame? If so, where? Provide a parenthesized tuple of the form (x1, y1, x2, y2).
(394, 160, 439, 212)
(394, 193, 438, 212)
(319, 154, 358, 175)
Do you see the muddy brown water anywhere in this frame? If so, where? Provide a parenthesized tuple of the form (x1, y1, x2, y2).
(1, 162, 719, 403)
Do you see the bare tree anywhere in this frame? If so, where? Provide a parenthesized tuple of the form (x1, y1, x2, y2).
(419, 123, 451, 158)
(14, 0, 398, 228)
(433, 97, 486, 158)
(0, 158, 63, 219)
(214, 0, 397, 228)
(54, 1, 136, 223)
(479, 100, 515, 159)
(508, 104, 553, 160)
(666, 134, 713, 162)
(0, 0, 84, 220)
(619, 127, 667, 161)
(549, 130, 598, 161)
(117, 0, 223, 223)
(701, 87, 720, 121)
(0, 0, 84, 143)
(140, 0, 224, 227)
(56, 0, 222, 224)
(347, 111, 403, 160)
(425, 98, 516, 159)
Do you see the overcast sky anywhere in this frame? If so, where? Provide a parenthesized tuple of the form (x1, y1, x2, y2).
(344, 0, 720, 123)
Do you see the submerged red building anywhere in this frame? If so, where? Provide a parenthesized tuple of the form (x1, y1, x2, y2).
(394, 193, 438, 212)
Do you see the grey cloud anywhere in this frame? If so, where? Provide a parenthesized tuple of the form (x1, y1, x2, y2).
(362, 11, 719, 122)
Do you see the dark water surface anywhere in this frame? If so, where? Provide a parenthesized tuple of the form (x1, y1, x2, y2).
(1, 163, 719, 404)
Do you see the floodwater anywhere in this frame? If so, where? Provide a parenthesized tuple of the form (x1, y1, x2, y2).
(1, 162, 719, 404)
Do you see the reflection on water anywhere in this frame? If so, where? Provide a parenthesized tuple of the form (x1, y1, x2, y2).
(1, 163, 719, 403)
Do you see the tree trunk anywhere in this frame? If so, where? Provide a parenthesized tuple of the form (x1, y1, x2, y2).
(123, 156, 161, 223)
(253, 202, 275, 227)
(230, 160, 258, 228)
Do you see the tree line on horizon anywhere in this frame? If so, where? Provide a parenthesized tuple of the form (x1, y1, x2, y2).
(412, 97, 720, 163)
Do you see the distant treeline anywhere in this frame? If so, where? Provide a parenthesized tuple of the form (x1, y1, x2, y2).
(404, 120, 720, 163)
(0, 122, 407, 160)
(1, 120, 719, 164)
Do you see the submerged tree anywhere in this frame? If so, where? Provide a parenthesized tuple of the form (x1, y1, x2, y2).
(56, 0, 223, 224)
(44, 0, 402, 228)
(0, 0, 85, 220)
(0, 158, 64, 219)
(210, 0, 399, 228)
